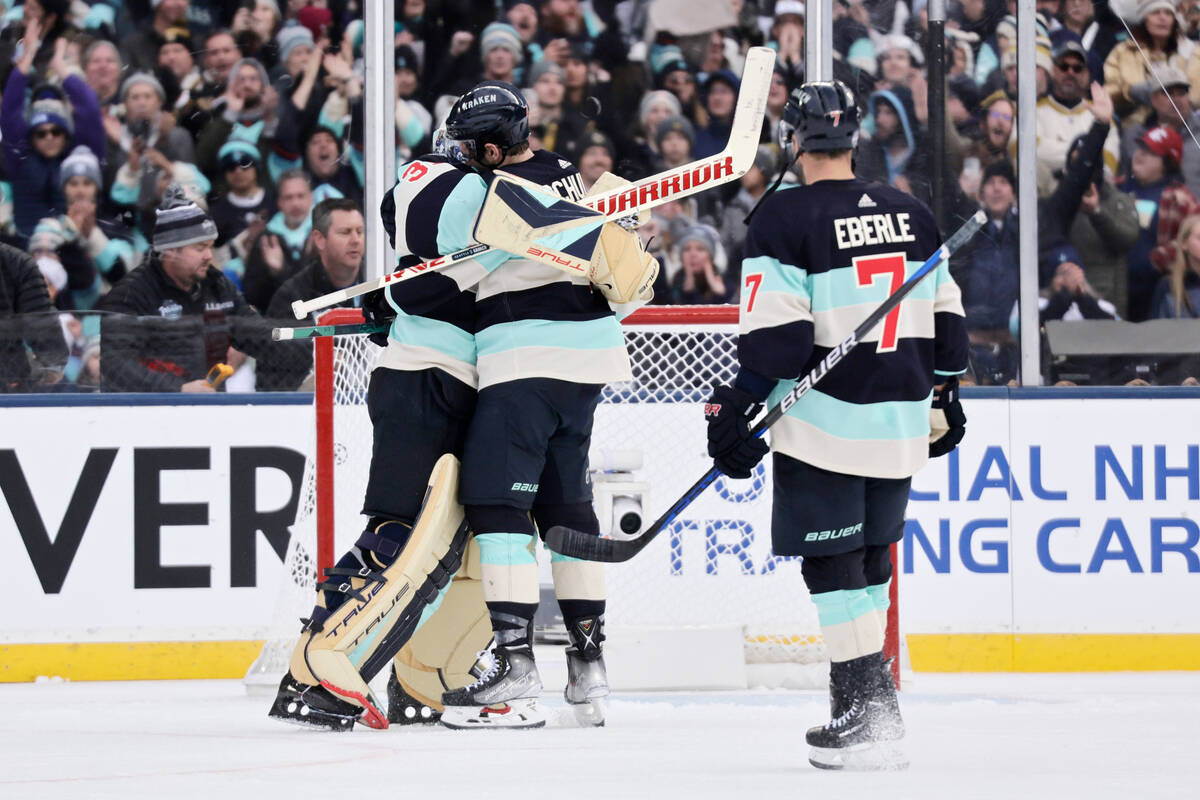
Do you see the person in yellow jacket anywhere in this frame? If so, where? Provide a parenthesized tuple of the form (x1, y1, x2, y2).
(1104, 0, 1200, 125)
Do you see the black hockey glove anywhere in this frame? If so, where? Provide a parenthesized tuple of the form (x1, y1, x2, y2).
(929, 376, 967, 458)
(361, 288, 396, 348)
(705, 385, 770, 479)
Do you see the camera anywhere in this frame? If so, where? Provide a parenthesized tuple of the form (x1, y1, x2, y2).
(588, 449, 648, 540)
(129, 118, 152, 142)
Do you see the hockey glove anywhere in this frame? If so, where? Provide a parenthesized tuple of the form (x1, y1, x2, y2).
(929, 376, 967, 458)
(361, 288, 396, 348)
(705, 385, 770, 479)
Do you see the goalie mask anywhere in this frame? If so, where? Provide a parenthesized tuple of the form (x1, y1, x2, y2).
(439, 81, 530, 167)
(781, 80, 860, 153)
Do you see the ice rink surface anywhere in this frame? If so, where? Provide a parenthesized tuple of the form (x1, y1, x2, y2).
(3, 668, 1198, 800)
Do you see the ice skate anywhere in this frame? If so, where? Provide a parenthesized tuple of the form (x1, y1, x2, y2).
(806, 653, 908, 771)
(563, 615, 609, 726)
(386, 669, 441, 725)
(440, 647, 545, 730)
(268, 672, 362, 732)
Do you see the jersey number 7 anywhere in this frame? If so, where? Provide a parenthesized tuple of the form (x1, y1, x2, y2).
(853, 252, 907, 353)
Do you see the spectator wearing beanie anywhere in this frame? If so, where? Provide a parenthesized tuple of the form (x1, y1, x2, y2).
(54, 145, 137, 292)
(667, 223, 731, 305)
(120, 0, 191, 73)
(655, 115, 696, 172)
(480, 22, 524, 84)
(105, 71, 197, 184)
(394, 45, 433, 161)
(695, 69, 739, 159)
(98, 184, 272, 393)
(275, 21, 315, 83)
(195, 57, 273, 178)
(653, 47, 705, 126)
(209, 140, 274, 254)
(2, 41, 104, 246)
(158, 25, 204, 114)
(576, 131, 616, 191)
(1103, 0, 1200, 126)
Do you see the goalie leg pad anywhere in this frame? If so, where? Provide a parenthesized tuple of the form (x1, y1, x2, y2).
(588, 221, 659, 304)
(288, 453, 470, 728)
(390, 538, 492, 717)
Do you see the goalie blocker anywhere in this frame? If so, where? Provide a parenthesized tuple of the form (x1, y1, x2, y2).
(270, 454, 474, 731)
(473, 171, 659, 304)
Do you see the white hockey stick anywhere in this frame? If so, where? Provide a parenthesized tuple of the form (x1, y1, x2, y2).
(290, 47, 776, 319)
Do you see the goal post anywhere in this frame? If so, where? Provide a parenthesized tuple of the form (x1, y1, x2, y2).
(246, 306, 900, 692)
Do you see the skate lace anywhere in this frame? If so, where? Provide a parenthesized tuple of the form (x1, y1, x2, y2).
(827, 700, 862, 732)
(464, 649, 502, 690)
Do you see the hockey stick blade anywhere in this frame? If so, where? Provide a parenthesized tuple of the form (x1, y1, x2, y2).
(291, 49, 775, 320)
(546, 210, 987, 563)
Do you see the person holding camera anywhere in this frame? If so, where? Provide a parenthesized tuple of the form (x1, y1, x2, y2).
(102, 72, 197, 188)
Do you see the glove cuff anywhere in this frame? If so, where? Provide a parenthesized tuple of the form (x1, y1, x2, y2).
(733, 367, 774, 402)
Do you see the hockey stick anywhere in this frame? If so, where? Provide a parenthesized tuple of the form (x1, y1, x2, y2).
(271, 320, 387, 340)
(545, 211, 988, 563)
(290, 47, 776, 320)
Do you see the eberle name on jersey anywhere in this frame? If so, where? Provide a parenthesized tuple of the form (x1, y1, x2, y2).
(833, 212, 916, 250)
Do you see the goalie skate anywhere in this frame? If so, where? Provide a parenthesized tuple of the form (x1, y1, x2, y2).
(440, 648, 546, 730)
(268, 672, 362, 732)
(386, 669, 440, 725)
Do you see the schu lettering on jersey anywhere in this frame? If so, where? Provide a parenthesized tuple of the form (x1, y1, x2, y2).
(550, 173, 586, 202)
(834, 212, 916, 250)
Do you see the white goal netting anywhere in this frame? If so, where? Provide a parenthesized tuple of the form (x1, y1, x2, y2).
(245, 307, 892, 692)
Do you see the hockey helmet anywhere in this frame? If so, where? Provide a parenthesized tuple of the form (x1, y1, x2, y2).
(781, 80, 860, 153)
(438, 81, 530, 165)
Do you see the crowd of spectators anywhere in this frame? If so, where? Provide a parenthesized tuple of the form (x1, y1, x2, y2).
(0, 0, 1198, 393)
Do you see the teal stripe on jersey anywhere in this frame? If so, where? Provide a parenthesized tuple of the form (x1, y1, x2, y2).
(476, 316, 625, 357)
(742, 254, 810, 297)
(866, 580, 891, 613)
(476, 533, 537, 565)
(811, 588, 876, 628)
(436, 175, 488, 254)
(809, 259, 935, 311)
(767, 383, 932, 441)
(389, 311, 477, 364)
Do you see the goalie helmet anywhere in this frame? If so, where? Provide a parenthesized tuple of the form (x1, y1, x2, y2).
(439, 81, 530, 165)
(781, 80, 860, 153)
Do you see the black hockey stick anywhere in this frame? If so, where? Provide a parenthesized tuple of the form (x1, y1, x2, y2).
(545, 210, 987, 563)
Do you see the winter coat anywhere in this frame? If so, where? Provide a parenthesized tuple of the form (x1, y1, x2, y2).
(259, 258, 364, 391)
(0, 69, 105, 240)
(96, 250, 272, 392)
(1067, 184, 1140, 319)
(0, 242, 68, 391)
(957, 209, 1021, 331)
(1103, 38, 1200, 126)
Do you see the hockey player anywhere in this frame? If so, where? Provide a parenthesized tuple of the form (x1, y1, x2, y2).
(704, 81, 968, 769)
(267, 109, 498, 732)
(435, 83, 656, 730)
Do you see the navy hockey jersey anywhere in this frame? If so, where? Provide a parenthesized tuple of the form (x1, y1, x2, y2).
(472, 149, 631, 389)
(738, 178, 968, 479)
(379, 154, 505, 386)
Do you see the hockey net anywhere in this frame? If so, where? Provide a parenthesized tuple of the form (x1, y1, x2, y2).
(245, 306, 898, 692)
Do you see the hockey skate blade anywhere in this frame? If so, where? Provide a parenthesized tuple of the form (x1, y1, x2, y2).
(440, 698, 547, 730)
(568, 696, 607, 727)
(808, 741, 909, 772)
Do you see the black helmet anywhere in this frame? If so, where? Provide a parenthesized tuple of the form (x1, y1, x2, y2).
(439, 81, 529, 165)
(782, 80, 860, 153)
